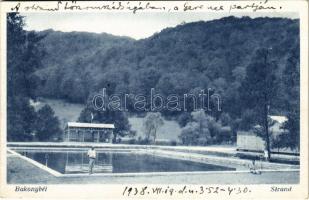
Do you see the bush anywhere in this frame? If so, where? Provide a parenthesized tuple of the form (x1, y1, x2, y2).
(138, 138, 150, 145)
(128, 138, 136, 144)
(219, 113, 231, 126)
(170, 140, 177, 146)
(239, 109, 257, 131)
(179, 110, 236, 145)
(154, 140, 172, 146)
(177, 112, 192, 127)
(214, 126, 232, 144)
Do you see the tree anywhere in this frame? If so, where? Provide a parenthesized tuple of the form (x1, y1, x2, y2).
(180, 110, 232, 145)
(78, 107, 93, 123)
(35, 105, 62, 141)
(271, 132, 289, 153)
(179, 122, 201, 145)
(219, 113, 231, 126)
(143, 112, 164, 143)
(7, 13, 44, 141)
(239, 109, 257, 131)
(281, 49, 300, 151)
(132, 67, 161, 95)
(177, 112, 192, 127)
(240, 48, 278, 160)
(281, 110, 299, 151)
(7, 97, 37, 141)
(179, 110, 213, 145)
(7, 14, 44, 99)
(191, 110, 212, 139)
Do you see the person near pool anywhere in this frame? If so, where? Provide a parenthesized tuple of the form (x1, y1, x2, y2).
(87, 147, 96, 174)
(249, 159, 261, 174)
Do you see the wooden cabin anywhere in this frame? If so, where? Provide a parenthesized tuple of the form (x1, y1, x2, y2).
(64, 122, 115, 143)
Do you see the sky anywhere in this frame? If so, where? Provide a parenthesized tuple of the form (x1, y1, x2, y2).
(22, 12, 298, 40)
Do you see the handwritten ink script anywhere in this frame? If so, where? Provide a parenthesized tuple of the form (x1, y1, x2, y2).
(122, 186, 252, 197)
(10, 1, 281, 14)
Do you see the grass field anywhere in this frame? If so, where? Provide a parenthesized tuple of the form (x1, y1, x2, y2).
(36, 98, 181, 141)
(34, 98, 84, 129)
(129, 117, 181, 141)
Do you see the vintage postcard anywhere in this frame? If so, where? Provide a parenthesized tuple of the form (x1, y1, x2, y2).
(0, 1, 308, 199)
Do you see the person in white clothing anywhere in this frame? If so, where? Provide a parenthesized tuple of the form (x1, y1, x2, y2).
(264, 149, 269, 161)
(249, 159, 261, 175)
(87, 147, 96, 174)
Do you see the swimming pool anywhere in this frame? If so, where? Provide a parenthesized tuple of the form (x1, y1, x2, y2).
(17, 150, 235, 174)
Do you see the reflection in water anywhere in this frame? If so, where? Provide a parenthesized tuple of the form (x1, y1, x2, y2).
(19, 151, 235, 174)
(65, 152, 113, 173)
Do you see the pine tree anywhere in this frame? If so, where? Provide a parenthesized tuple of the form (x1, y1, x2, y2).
(35, 105, 62, 141)
(282, 49, 300, 151)
(7, 13, 44, 141)
(240, 48, 278, 160)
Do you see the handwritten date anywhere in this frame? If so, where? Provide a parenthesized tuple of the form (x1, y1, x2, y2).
(122, 186, 251, 196)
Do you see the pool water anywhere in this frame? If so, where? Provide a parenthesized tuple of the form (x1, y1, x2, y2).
(18, 151, 235, 174)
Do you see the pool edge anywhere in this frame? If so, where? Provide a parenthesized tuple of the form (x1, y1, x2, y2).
(7, 148, 62, 177)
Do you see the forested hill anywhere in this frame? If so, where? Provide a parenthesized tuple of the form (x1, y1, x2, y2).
(37, 29, 135, 68)
(35, 16, 299, 116)
(35, 29, 135, 102)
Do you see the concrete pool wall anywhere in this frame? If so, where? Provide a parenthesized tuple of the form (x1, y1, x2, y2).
(147, 149, 298, 170)
(7, 149, 62, 177)
(7, 142, 300, 161)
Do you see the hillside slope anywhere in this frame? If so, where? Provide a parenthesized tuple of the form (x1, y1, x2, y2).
(34, 16, 299, 117)
(36, 98, 181, 141)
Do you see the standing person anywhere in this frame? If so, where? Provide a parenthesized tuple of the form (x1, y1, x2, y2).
(249, 159, 261, 175)
(264, 149, 269, 161)
(87, 147, 96, 174)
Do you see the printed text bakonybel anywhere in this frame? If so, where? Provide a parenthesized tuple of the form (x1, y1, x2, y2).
(15, 186, 47, 193)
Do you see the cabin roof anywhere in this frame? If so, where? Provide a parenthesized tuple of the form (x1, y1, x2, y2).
(67, 122, 115, 129)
